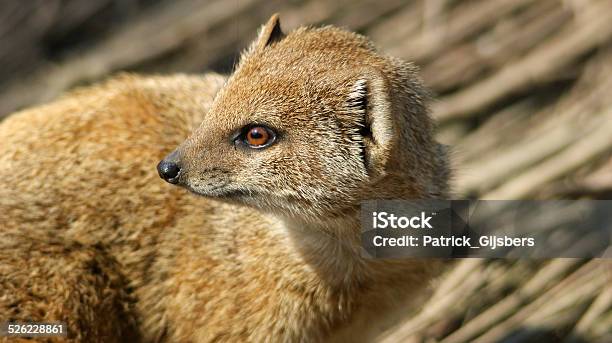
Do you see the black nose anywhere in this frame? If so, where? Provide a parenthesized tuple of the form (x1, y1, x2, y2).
(157, 160, 181, 184)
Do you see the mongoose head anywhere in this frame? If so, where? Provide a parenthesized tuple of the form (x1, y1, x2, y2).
(159, 14, 449, 220)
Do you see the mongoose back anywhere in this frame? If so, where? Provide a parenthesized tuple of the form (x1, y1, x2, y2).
(0, 14, 449, 342)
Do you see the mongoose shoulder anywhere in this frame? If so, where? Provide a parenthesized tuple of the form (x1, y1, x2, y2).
(0, 14, 449, 342)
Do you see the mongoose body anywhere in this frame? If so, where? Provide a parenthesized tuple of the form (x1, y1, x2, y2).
(0, 15, 449, 342)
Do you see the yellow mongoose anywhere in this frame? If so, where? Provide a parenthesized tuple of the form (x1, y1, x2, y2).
(0, 15, 449, 342)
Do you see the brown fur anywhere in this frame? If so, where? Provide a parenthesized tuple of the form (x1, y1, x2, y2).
(0, 15, 449, 342)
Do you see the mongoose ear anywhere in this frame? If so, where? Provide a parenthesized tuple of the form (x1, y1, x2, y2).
(255, 13, 285, 50)
(347, 71, 395, 178)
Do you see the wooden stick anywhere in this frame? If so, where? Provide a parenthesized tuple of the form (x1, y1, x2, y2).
(440, 259, 581, 343)
(483, 108, 612, 199)
(433, 0, 612, 122)
(471, 260, 603, 343)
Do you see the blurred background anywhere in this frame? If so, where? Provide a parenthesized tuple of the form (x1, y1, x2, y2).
(1, 0, 610, 342)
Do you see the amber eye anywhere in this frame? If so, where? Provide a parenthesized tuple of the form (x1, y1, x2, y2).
(243, 126, 275, 148)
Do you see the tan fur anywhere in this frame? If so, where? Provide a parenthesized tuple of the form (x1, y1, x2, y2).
(0, 15, 449, 342)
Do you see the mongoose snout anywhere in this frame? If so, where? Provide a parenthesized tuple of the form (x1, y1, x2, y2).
(158, 123, 279, 195)
(157, 159, 181, 184)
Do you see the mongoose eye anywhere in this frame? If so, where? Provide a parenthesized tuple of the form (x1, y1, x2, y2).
(241, 126, 276, 149)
